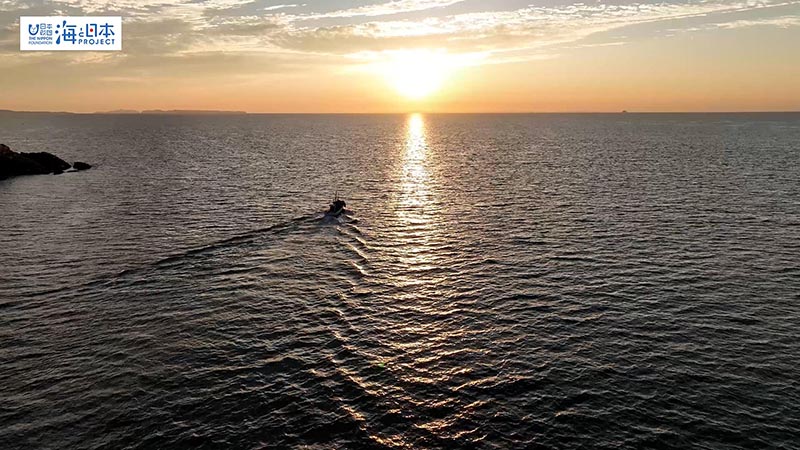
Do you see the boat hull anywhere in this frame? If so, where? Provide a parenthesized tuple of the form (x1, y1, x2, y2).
(325, 207, 344, 217)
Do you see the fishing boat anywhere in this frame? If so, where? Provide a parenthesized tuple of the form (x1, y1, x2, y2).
(326, 193, 346, 217)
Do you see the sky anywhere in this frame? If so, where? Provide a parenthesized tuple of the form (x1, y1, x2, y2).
(0, 0, 798, 112)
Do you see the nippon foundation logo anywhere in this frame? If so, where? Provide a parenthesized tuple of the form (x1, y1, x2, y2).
(20, 16, 122, 51)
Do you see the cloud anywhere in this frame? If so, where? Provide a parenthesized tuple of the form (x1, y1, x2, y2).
(270, 0, 795, 60)
(716, 14, 800, 28)
(263, 4, 300, 12)
(296, 0, 464, 19)
(1, 0, 798, 72)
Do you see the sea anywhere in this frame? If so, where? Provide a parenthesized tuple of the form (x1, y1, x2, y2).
(1, 112, 799, 449)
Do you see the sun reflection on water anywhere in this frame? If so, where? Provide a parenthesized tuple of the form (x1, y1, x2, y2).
(392, 113, 443, 277)
(329, 113, 480, 447)
(399, 113, 432, 210)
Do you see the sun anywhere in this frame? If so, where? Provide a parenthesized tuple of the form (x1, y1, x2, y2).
(380, 50, 454, 100)
(355, 48, 486, 101)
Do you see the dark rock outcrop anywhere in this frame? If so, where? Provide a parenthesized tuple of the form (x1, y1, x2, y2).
(0, 144, 76, 179)
(73, 161, 92, 171)
(23, 152, 71, 172)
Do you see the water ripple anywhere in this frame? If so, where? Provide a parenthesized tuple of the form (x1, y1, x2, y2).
(1, 113, 799, 449)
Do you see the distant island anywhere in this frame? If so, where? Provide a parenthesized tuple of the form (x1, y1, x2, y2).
(0, 109, 246, 115)
(98, 109, 247, 115)
(142, 110, 247, 115)
(99, 109, 140, 114)
(0, 109, 75, 115)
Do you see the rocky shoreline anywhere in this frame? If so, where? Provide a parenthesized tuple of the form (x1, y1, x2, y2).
(0, 143, 91, 179)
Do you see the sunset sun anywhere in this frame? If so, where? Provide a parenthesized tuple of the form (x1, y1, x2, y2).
(379, 50, 455, 100)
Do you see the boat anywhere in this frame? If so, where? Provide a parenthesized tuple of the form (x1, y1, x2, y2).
(326, 193, 346, 217)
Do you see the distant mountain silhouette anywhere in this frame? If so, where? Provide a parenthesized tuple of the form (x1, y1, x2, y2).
(1, 109, 246, 115)
(0, 109, 74, 114)
(96, 109, 140, 114)
(141, 110, 247, 115)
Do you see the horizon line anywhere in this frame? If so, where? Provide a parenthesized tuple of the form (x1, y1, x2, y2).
(2, 109, 800, 115)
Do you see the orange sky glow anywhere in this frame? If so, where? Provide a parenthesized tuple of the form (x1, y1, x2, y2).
(1, 0, 799, 113)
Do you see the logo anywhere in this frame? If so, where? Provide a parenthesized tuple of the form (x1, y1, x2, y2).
(20, 16, 122, 51)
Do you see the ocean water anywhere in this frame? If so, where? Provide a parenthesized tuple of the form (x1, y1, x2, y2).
(1, 112, 799, 449)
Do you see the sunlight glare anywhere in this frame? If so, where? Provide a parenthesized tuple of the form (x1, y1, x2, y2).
(404, 113, 428, 187)
(382, 50, 453, 100)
